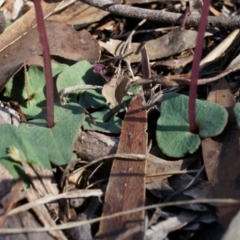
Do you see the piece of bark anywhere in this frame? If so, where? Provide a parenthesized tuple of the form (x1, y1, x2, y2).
(74, 130, 119, 160)
(97, 89, 147, 239)
(201, 78, 240, 227)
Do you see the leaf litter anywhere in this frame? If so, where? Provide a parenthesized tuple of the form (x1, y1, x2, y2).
(0, 0, 240, 239)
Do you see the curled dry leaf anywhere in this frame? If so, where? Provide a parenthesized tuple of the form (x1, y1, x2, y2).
(0, 21, 100, 91)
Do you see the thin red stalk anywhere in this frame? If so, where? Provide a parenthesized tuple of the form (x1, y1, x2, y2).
(180, 3, 190, 30)
(189, 0, 211, 133)
(33, 0, 54, 128)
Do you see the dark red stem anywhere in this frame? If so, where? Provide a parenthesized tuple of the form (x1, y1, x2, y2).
(180, 3, 190, 30)
(189, 0, 211, 134)
(33, 0, 54, 128)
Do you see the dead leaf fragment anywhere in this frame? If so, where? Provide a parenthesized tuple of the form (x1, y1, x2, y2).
(202, 78, 240, 227)
(102, 75, 131, 109)
(0, 21, 100, 90)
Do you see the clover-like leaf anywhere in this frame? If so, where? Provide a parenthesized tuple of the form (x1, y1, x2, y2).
(4, 63, 67, 118)
(156, 93, 228, 157)
(57, 61, 103, 103)
(81, 106, 122, 133)
(19, 103, 85, 166)
(78, 89, 109, 109)
(234, 103, 240, 128)
(0, 124, 50, 179)
(57, 61, 105, 107)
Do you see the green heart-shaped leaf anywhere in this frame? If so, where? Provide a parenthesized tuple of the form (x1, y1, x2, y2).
(83, 90, 108, 109)
(156, 93, 228, 157)
(19, 103, 85, 165)
(4, 63, 67, 118)
(234, 103, 240, 128)
(0, 124, 50, 179)
(83, 115, 122, 134)
(57, 61, 103, 103)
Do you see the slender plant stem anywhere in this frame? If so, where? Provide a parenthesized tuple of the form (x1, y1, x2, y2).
(188, 0, 211, 133)
(33, 0, 54, 128)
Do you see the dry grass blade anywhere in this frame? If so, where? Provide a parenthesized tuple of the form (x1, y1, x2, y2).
(0, 199, 239, 234)
(8, 189, 103, 216)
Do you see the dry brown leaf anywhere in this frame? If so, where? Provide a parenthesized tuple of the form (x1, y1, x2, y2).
(97, 89, 147, 239)
(0, 20, 100, 90)
(156, 46, 240, 86)
(155, 53, 194, 70)
(201, 78, 240, 227)
(146, 154, 199, 183)
(168, 174, 212, 200)
(100, 29, 198, 62)
(102, 75, 131, 109)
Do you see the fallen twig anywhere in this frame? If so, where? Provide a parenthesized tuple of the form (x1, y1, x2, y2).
(80, 0, 240, 28)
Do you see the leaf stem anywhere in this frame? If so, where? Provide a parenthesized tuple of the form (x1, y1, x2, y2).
(33, 0, 54, 128)
(189, 0, 211, 134)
